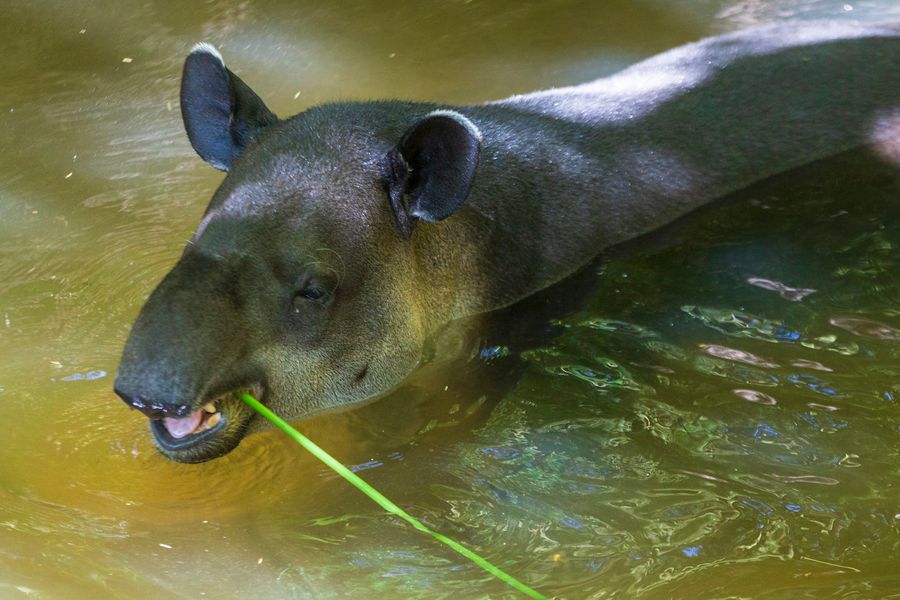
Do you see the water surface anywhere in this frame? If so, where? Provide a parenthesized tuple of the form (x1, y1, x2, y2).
(1, 1, 899, 597)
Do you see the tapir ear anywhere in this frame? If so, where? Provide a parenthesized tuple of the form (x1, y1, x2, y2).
(383, 110, 481, 239)
(180, 43, 278, 171)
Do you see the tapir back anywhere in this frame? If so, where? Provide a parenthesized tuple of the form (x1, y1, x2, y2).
(440, 22, 900, 315)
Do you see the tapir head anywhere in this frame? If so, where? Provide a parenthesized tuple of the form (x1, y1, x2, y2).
(115, 44, 481, 462)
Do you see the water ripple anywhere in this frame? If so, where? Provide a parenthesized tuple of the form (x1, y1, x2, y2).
(829, 316, 900, 340)
(682, 305, 802, 343)
(746, 276, 816, 301)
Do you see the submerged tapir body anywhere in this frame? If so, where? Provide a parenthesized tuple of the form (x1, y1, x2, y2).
(116, 22, 900, 462)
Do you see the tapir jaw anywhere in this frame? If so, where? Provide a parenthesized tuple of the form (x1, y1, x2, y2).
(116, 381, 265, 463)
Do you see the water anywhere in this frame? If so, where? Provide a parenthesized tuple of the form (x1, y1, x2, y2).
(1, 1, 899, 597)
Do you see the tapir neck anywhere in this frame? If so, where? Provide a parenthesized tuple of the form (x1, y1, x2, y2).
(415, 21, 900, 322)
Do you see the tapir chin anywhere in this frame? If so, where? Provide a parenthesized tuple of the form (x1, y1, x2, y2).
(115, 22, 900, 462)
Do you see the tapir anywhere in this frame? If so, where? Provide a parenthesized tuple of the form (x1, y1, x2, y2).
(115, 21, 900, 463)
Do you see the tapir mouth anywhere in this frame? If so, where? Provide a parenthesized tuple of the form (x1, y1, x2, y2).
(147, 384, 264, 463)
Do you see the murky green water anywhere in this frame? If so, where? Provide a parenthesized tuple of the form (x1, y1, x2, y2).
(2, 1, 899, 598)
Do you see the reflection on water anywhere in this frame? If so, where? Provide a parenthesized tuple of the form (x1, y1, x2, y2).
(746, 277, 817, 302)
(2, 0, 899, 597)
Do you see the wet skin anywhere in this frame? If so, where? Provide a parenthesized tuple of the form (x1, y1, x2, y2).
(114, 23, 900, 462)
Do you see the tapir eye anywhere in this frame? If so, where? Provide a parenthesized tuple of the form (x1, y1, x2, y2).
(292, 277, 333, 313)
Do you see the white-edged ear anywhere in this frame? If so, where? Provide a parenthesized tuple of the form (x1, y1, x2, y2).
(180, 43, 278, 171)
(189, 42, 225, 66)
(383, 110, 481, 238)
(424, 109, 483, 143)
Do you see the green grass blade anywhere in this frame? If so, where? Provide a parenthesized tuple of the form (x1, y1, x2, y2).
(239, 392, 548, 600)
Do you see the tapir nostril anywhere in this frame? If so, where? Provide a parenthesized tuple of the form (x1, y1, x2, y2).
(115, 387, 192, 419)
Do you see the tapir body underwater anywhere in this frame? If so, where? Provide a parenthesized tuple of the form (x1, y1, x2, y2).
(115, 21, 900, 462)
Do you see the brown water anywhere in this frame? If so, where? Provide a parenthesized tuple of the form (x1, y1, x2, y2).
(2, 1, 899, 598)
